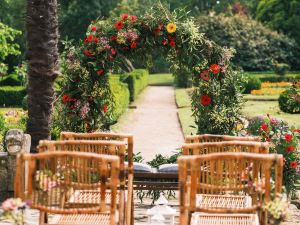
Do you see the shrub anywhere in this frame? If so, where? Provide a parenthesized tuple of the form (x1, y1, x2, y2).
(196, 14, 300, 71)
(121, 69, 149, 102)
(109, 75, 130, 121)
(274, 63, 290, 76)
(0, 86, 26, 106)
(0, 74, 22, 86)
(243, 76, 261, 94)
(22, 95, 28, 110)
(278, 88, 300, 114)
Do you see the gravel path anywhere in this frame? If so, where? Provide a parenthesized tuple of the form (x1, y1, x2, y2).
(113, 86, 184, 161)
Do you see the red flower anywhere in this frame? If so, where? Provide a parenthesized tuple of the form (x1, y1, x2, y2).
(162, 39, 168, 46)
(285, 134, 293, 142)
(97, 69, 104, 76)
(91, 25, 97, 32)
(266, 137, 271, 142)
(200, 70, 210, 81)
(158, 22, 163, 30)
(87, 35, 94, 42)
(62, 94, 70, 104)
(169, 40, 176, 48)
(83, 49, 93, 57)
(131, 15, 137, 22)
(167, 34, 175, 42)
(111, 48, 117, 55)
(121, 13, 128, 20)
(94, 37, 99, 44)
(102, 104, 108, 113)
(210, 64, 221, 75)
(130, 42, 137, 49)
(260, 123, 269, 132)
(286, 146, 294, 152)
(108, 55, 114, 61)
(290, 160, 298, 169)
(200, 95, 212, 106)
(115, 21, 124, 29)
(154, 28, 161, 34)
(111, 36, 117, 41)
(122, 46, 129, 51)
(83, 39, 88, 45)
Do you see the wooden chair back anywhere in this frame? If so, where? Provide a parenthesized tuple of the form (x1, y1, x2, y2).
(185, 134, 260, 143)
(60, 132, 134, 175)
(178, 153, 283, 225)
(182, 141, 269, 155)
(15, 151, 120, 224)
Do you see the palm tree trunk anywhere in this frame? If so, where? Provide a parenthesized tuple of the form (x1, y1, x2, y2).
(26, 0, 59, 152)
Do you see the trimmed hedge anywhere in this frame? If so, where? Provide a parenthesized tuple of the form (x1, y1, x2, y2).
(245, 73, 300, 83)
(0, 74, 22, 86)
(109, 75, 130, 121)
(242, 76, 261, 94)
(278, 88, 300, 114)
(121, 69, 149, 102)
(0, 86, 26, 106)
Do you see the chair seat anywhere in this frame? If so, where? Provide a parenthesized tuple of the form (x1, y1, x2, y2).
(191, 213, 259, 225)
(68, 190, 127, 204)
(197, 194, 252, 209)
(49, 213, 111, 225)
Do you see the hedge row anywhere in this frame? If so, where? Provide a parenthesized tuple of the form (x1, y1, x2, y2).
(245, 73, 300, 82)
(0, 86, 26, 106)
(109, 75, 130, 121)
(121, 69, 149, 102)
(0, 74, 22, 86)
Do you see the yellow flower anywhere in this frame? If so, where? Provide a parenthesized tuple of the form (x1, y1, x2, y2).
(166, 23, 176, 33)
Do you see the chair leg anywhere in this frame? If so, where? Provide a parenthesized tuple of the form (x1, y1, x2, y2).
(39, 211, 47, 225)
(131, 192, 134, 225)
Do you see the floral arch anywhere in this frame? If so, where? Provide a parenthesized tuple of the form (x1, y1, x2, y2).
(59, 5, 243, 134)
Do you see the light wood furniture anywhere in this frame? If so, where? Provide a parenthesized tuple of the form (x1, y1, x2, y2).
(178, 152, 283, 225)
(182, 141, 269, 156)
(37, 140, 128, 225)
(15, 151, 120, 225)
(185, 134, 260, 143)
(60, 132, 134, 225)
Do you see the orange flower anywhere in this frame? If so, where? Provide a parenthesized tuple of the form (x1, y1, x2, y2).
(210, 64, 220, 75)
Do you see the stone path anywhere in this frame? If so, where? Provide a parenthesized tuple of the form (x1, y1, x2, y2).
(113, 86, 184, 161)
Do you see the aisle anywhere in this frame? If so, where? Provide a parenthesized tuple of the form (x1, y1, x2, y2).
(114, 86, 184, 161)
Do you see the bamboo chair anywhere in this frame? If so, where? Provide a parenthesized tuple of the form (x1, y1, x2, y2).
(60, 132, 134, 225)
(178, 152, 283, 225)
(37, 140, 128, 225)
(182, 141, 269, 156)
(15, 151, 120, 225)
(185, 134, 260, 143)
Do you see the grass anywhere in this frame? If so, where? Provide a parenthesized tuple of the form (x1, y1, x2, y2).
(0, 107, 22, 114)
(242, 101, 300, 128)
(245, 71, 300, 76)
(175, 88, 300, 136)
(148, 73, 174, 86)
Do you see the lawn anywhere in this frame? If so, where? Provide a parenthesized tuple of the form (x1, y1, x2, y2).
(175, 88, 300, 137)
(148, 73, 174, 86)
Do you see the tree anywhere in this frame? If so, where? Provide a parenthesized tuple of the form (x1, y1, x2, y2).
(26, 0, 59, 152)
(0, 22, 21, 61)
(256, 0, 300, 45)
(59, 0, 119, 41)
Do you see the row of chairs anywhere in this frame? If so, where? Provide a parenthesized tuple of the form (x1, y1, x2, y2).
(14, 133, 284, 225)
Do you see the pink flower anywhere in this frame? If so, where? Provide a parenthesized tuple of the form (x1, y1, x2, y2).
(2, 199, 17, 211)
(200, 70, 210, 81)
(42, 178, 57, 192)
(111, 48, 117, 55)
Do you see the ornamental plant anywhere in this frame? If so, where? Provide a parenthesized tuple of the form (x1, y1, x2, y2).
(278, 87, 300, 114)
(247, 114, 300, 196)
(265, 198, 289, 225)
(59, 4, 243, 133)
(0, 198, 27, 225)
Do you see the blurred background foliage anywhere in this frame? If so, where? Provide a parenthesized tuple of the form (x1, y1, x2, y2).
(1, 0, 300, 73)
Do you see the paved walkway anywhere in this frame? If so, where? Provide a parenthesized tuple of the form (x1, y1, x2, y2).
(113, 86, 184, 161)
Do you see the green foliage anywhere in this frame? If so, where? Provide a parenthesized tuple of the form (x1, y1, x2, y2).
(22, 95, 28, 111)
(147, 151, 180, 169)
(0, 22, 21, 61)
(279, 88, 300, 114)
(274, 63, 290, 76)
(256, 0, 300, 45)
(109, 75, 130, 121)
(196, 14, 300, 71)
(0, 86, 26, 106)
(59, 0, 119, 41)
(0, 74, 22, 86)
(242, 76, 261, 94)
(0, 114, 6, 133)
(0, 62, 8, 77)
(121, 70, 149, 101)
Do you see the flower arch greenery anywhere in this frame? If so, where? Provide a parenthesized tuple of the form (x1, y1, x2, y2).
(58, 4, 244, 134)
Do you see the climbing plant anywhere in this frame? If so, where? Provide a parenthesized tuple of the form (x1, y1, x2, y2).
(59, 4, 244, 134)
